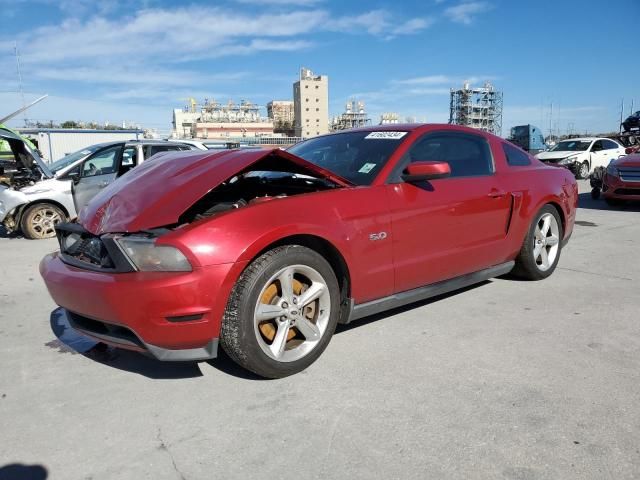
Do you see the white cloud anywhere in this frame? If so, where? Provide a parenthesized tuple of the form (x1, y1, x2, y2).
(330, 10, 433, 37)
(444, 2, 492, 25)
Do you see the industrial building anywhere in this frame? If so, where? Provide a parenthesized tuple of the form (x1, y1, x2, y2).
(449, 82, 503, 135)
(267, 101, 294, 125)
(293, 68, 329, 138)
(172, 98, 274, 139)
(331, 100, 371, 131)
(380, 113, 400, 125)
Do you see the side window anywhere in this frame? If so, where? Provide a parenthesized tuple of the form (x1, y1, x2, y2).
(119, 146, 138, 176)
(603, 140, 619, 150)
(121, 147, 138, 167)
(59, 164, 81, 180)
(502, 143, 531, 166)
(145, 145, 182, 158)
(81, 146, 120, 178)
(405, 132, 493, 178)
(591, 140, 603, 152)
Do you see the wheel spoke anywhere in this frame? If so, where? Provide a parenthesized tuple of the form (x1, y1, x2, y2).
(533, 244, 543, 260)
(546, 235, 559, 246)
(256, 303, 286, 321)
(269, 322, 290, 358)
(541, 215, 551, 236)
(278, 268, 295, 302)
(295, 317, 320, 340)
(540, 248, 549, 268)
(296, 282, 326, 309)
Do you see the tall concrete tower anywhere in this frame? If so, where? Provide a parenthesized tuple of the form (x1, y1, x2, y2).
(293, 67, 329, 138)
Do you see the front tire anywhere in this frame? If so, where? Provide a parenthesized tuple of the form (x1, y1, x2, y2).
(220, 245, 340, 378)
(20, 203, 65, 239)
(577, 161, 590, 179)
(512, 205, 563, 280)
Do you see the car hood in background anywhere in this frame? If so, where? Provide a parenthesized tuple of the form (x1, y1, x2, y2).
(0, 127, 53, 178)
(79, 148, 353, 235)
(536, 151, 578, 160)
(612, 154, 640, 168)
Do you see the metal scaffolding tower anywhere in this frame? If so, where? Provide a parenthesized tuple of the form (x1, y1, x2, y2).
(449, 82, 503, 135)
(331, 100, 371, 131)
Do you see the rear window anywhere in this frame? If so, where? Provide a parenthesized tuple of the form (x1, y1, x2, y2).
(503, 143, 531, 166)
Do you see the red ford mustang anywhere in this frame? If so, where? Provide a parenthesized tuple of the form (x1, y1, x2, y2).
(40, 124, 578, 378)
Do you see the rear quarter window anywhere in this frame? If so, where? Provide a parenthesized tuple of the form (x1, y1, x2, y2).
(503, 143, 531, 166)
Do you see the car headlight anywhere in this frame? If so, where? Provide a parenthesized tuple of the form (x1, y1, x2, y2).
(561, 155, 578, 165)
(606, 163, 618, 177)
(115, 236, 192, 272)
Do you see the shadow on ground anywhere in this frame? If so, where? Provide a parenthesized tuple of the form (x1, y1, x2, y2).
(0, 226, 23, 239)
(48, 281, 493, 380)
(48, 308, 203, 380)
(0, 464, 47, 480)
(578, 192, 640, 212)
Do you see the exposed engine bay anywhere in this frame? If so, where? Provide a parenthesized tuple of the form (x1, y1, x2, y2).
(0, 137, 43, 189)
(179, 156, 340, 224)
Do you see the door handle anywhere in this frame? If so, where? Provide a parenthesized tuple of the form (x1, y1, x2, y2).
(488, 189, 506, 198)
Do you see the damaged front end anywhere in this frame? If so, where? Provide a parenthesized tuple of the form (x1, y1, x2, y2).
(0, 127, 53, 232)
(79, 148, 352, 236)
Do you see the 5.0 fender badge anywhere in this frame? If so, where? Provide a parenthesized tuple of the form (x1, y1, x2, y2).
(369, 232, 388, 241)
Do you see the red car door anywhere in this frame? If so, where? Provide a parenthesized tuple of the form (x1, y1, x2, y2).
(385, 131, 512, 293)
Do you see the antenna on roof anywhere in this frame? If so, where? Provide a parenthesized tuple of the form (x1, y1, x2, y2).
(0, 94, 48, 125)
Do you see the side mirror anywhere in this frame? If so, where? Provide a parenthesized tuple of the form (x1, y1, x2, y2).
(67, 172, 80, 184)
(401, 161, 451, 183)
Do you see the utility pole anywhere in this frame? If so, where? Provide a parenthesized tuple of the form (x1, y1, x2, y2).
(14, 41, 27, 126)
(619, 98, 624, 134)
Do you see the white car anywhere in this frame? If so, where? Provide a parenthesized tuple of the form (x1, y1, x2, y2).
(0, 131, 197, 239)
(536, 137, 626, 179)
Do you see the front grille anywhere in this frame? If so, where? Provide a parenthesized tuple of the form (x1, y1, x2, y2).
(67, 311, 144, 349)
(619, 167, 640, 183)
(55, 222, 134, 272)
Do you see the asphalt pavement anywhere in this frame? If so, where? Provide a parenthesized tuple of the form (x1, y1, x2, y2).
(1, 180, 639, 480)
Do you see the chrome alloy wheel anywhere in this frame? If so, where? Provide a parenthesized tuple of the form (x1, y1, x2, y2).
(579, 162, 589, 179)
(31, 207, 62, 238)
(533, 213, 560, 271)
(253, 264, 331, 362)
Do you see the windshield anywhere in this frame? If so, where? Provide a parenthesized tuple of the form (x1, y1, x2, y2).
(49, 144, 104, 173)
(287, 131, 408, 185)
(550, 140, 591, 152)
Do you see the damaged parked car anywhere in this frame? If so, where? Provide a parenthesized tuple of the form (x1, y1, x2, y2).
(0, 128, 197, 239)
(41, 125, 578, 378)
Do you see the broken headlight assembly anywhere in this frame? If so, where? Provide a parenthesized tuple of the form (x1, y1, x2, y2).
(115, 236, 192, 272)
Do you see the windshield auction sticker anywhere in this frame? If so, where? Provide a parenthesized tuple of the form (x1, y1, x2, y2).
(365, 132, 407, 139)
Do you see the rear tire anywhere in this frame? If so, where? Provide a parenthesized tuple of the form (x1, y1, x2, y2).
(220, 245, 340, 379)
(512, 205, 563, 280)
(20, 203, 65, 239)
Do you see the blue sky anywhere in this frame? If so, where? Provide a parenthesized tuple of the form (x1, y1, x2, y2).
(1, 0, 638, 136)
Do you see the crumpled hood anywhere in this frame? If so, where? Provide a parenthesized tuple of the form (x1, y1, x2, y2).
(79, 148, 352, 235)
(536, 151, 576, 160)
(0, 127, 53, 178)
(612, 153, 640, 168)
